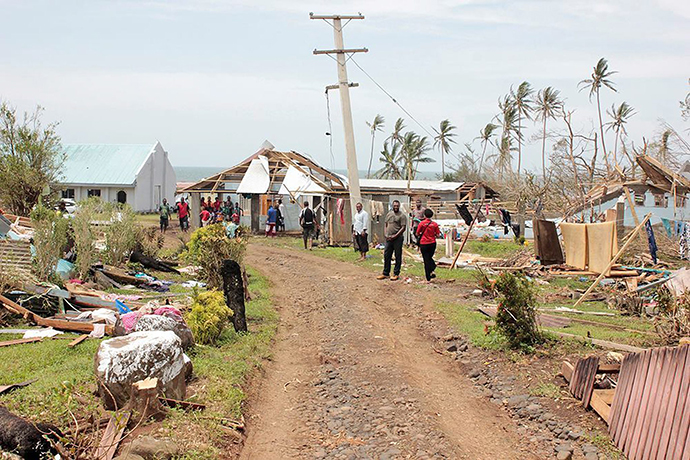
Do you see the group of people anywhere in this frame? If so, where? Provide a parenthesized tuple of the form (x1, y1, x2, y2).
(354, 198, 440, 284)
(265, 200, 317, 250)
(157, 195, 243, 233)
(200, 196, 242, 227)
(265, 199, 286, 237)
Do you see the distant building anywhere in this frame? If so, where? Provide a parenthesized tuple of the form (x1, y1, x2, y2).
(59, 142, 176, 212)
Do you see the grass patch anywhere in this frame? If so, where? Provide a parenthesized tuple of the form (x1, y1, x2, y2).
(436, 302, 505, 349)
(0, 334, 103, 424)
(529, 382, 564, 399)
(463, 239, 523, 258)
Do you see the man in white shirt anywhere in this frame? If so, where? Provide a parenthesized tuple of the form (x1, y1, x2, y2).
(352, 202, 369, 261)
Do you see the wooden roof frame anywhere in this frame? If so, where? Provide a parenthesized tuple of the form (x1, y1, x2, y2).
(181, 148, 345, 194)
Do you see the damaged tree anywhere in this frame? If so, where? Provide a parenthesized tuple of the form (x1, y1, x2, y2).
(222, 259, 247, 333)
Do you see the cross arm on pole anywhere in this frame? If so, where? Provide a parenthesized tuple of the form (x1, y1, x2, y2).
(313, 48, 368, 55)
(309, 13, 365, 20)
(326, 83, 359, 90)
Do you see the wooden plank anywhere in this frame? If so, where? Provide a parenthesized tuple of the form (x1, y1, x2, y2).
(621, 349, 652, 454)
(650, 346, 683, 460)
(634, 347, 666, 460)
(597, 363, 621, 373)
(590, 390, 612, 424)
(0, 379, 36, 396)
(582, 356, 600, 408)
(159, 397, 206, 412)
(596, 389, 616, 405)
(68, 334, 89, 348)
(660, 346, 688, 460)
(0, 337, 42, 347)
(94, 412, 129, 460)
(561, 361, 574, 382)
(610, 352, 637, 444)
(669, 347, 690, 460)
(623, 349, 655, 456)
(547, 330, 645, 353)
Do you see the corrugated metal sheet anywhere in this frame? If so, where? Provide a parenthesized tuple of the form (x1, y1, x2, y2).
(60, 144, 155, 185)
(357, 179, 465, 191)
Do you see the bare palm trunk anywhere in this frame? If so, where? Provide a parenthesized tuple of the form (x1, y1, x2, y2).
(563, 113, 584, 203)
(596, 90, 610, 176)
(613, 130, 620, 168)
(541, 117, 547, 181)
(479, 142, 488, 180)
(441, 147, 445, 178)
(517, 113, 522, 178)
(367, 132, 375, 179)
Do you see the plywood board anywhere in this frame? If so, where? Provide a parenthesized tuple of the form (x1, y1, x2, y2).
(560, 223, 587, 270)
(586, 222, 617, 275)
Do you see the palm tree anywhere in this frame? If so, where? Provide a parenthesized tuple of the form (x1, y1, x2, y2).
(510, 82, 534, 177)
(579, 58, 617, 175)
(387, 118, 406, 149)
(475, 123, 498, 178)
(433, 119, 457, 179)
(366, 114, 385, 179)
(400, 132, 434, 186)
(376, 141, 402, 179)
(496, 95, 519, 177)
(605, 102, 635, 166)
(534, 86, 563, 180)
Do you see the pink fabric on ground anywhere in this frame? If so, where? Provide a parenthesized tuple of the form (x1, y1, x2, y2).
(154, 306, 183, 321)
(121, 312, 141, 333)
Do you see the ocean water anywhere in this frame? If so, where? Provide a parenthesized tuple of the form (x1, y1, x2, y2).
(174, 166, 439, 183)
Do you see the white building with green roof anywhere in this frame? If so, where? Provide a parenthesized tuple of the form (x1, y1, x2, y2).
(59, 141, 176, 212)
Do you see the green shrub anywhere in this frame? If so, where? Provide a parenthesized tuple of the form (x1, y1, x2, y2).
(494, 271, 542, 350)
(70, 197, 100, 278)
(103, 203, 137, 265)
(30, 203, 69, 281)
(183, 224, 247, 289)
(185, 290, 232, 345)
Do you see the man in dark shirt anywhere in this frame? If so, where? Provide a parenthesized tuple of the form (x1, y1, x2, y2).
(377, 200, 407, 281)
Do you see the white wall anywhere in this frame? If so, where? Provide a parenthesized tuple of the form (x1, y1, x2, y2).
(63, 185, 135, 208)
(134, 142, 177, 212)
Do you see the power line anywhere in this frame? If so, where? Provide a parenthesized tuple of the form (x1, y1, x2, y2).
(349, 56, 435, 139)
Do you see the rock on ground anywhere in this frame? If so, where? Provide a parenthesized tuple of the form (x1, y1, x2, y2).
(94, 331, 191, 410)
(135, 314, 194, 350)
(117, 436, 180, 460)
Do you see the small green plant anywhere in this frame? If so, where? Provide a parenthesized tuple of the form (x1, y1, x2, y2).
(185, 290, 232, 345)
(30, 203, 69, 280)
(103, 203, 137, 266)
(183, 224, 248, 289)
(494, 271, 543, 350)
(70, 197, 100, 278)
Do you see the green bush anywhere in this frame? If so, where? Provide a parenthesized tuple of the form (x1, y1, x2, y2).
(30, 203, 69, 281)
(70, 197, 100, 278)
(185, 290, 232, 345)
(494, 271, 543, 350)
(183, 224, 247, 289)
(103, 203, 137, 266)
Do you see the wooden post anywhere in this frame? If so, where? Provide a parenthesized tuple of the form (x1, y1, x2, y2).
(615, 199, 625, 247)
(188, 192, 200, 231)
(449, 200, 484, 269)
(573, 214, 651, 307)
(623, 188, 640, 226)
(222, 260, 247, 333)
(250, 195, 260, 234)
(445, 232, 453, 258)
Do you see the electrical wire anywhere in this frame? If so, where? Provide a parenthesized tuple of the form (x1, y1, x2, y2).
(349, 56, 435, 139)
(325, 89, 335, 169)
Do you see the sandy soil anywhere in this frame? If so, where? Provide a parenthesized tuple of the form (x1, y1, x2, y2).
(239, 243, 541, 459)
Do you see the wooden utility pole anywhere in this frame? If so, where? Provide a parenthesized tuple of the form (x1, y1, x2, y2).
(311, 13, 367, 217)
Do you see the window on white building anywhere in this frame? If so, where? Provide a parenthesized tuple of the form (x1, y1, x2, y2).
(88, 189, 101, 197)
(61, 188, 75, 199)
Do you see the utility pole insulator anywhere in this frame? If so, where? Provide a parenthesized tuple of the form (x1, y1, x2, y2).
(312, 13, 365, 219)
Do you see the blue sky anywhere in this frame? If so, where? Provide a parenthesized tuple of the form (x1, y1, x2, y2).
(1, 0, 688, 174)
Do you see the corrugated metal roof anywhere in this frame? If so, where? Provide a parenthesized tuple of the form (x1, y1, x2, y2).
(60, 144, 155, 185)
(357, 179, 465, 191)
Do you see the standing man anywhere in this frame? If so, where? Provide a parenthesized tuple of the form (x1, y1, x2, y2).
(159, 198, 172, 233)
(352, 202, 369, 262)
(299, 201, 315, 250)
(411, 198, 426, 245)
(277, 199, 286, 232)
(378, 200, 407, 281)
(176, 197, 190, 231)
(266, 204, 277, 237)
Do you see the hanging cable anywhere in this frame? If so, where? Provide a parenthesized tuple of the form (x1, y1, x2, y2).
(349, 56, 435, 139)
(325, 89, 335, 169)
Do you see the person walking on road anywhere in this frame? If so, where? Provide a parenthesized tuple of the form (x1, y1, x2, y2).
(176, 197, 190, 231)
(277, 199, 286, 232)
(159, 198, 172, 233)
(378, 200, 407, 281)
(416, 208, 440, 283)
(352, 202, 369, 262)
(299, 201, 316, 250)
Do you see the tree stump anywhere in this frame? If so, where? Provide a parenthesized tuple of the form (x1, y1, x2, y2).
(125, 378, 167, 423)
(222, 260, 247, 333)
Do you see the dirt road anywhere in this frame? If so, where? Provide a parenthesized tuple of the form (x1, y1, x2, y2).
(240, 243, 535, 459)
